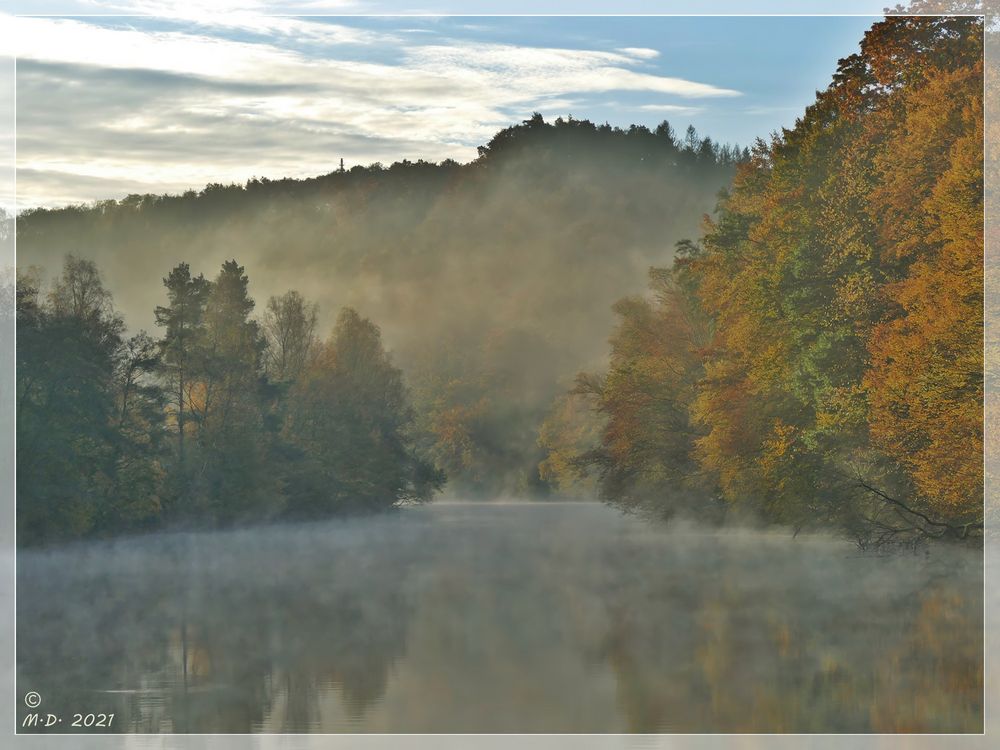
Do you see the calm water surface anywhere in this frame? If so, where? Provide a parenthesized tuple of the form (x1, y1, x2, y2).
(16, 501, 983, 733)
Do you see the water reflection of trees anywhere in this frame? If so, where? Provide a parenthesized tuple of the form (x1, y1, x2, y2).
(587, 542, 983, 733)
(16, 508, 984, 734)
(17, 522, 418, 732)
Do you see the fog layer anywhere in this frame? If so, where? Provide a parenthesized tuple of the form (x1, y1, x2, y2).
(16, 117, 740, 494)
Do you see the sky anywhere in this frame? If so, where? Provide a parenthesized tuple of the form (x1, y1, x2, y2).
(1, 6, 881, 210)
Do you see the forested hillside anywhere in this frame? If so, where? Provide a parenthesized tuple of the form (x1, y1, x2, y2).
(17, 117, 743, 501)
(16, 14, 984, 548)
(542, 15, 984, 547)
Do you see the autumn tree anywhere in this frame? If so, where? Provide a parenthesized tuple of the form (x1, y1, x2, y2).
(539, 15, 983, 543)
(575, 255, 719, 519)
(688, 16, 984, 541)
(863, 48, 983, 529)
(536, 389, 603, 496)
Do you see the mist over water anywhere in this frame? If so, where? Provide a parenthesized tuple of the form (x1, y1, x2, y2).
(16, 502, 983, 733)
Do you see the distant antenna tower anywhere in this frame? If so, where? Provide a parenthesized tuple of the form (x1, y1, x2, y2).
(338, 158, 345, 173)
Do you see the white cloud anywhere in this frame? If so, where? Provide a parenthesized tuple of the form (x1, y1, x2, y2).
(90, 1, 389, 45)
(9, 17, 330, 79)
(637, 103, 704, 115)
(75, 0, 362, 17)
(11, 14, 742, 208)
(618, 47, 660, 60)
(0, 52, 11, 215)
(407, 43, 739, 99)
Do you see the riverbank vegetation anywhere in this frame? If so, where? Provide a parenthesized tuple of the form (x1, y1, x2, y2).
(16, 257, 442, 545)
(541, 15, 984, 547)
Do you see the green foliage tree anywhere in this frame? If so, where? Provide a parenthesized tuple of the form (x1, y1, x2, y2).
(154, 262, 210, 514)
(17, 257, 164, 543)
(106, 331, 167, 531)
(19, 256, 440, 544)
(262, 290, 318, 383)
(282, 308, 443, 516)
(197, 260, 275, 520)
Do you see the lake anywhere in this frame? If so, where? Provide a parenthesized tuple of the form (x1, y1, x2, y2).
(16, 501, 983, 733)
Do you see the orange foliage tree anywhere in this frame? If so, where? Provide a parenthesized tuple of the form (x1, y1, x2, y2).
(556, 16, 984, 543)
